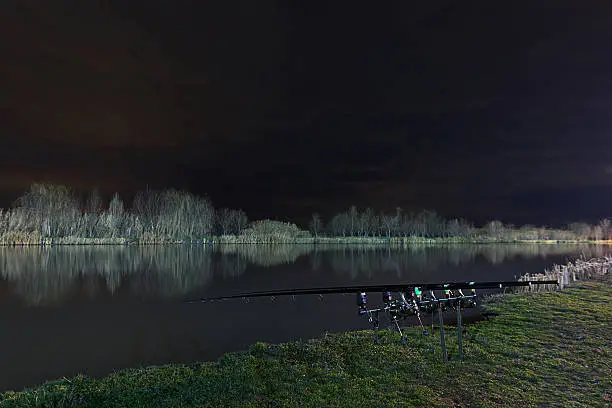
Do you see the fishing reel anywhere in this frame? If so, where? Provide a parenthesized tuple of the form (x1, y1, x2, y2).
(442, 285, 454, 311)
(395, 291, 419, 317)
(411, 287, 434, 315)
(356, 292, 368, 315)
(455, 282, 477, 309)
(457, 288, 477, 309)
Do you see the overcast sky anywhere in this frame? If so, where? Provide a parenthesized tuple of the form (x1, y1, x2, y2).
(1, 0, 611, 226)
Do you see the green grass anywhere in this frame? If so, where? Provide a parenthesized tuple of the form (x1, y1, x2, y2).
(1, 283, 610, 407)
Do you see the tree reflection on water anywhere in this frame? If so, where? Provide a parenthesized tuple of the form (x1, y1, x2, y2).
(0, 244, 608, 305)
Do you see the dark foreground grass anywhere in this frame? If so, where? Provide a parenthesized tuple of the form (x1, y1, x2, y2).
(1, 283, 610, 408)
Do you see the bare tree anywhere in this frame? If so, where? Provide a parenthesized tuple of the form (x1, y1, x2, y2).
(329, 212, 349, 236)
(484, 220, 505, 240)
(381, 212, 398, 239)
(308, 213, 323, 238)
(133, 188, 163, 236)
(599, 218, 610, 240)
(568, 222, 591, 240)
(217, 208, 234, 235)
(592, 225, 603, 241)
(360, 208, 374, 237)
(0, 209, 7, 235)
(106, 193, 125, 237)
(15, 183, 80, 237)
(369, 213, 381, 237)
(398, 212, 412, 236)
(86, 189, 103, 214)
(348, 205, 358, 236)
(217, 208, 247, 235)
(232, 209, 248, 234)
(446, 219, 462, 237)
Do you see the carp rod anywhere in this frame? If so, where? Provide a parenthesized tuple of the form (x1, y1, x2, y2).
(192, 279, 558, 362)
(191, 279, 558, 302)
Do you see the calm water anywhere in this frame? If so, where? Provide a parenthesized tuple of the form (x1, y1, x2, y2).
(0, 243, 609, 391)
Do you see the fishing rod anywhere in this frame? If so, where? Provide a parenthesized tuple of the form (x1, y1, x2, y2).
(194, 280, 558, 301)
(195, 279, 558, 362)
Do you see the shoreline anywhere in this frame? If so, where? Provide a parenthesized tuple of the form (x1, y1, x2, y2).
(1, 236, 611, 246)
(1, 259, 610, 407)
(1, 281, 609, 407)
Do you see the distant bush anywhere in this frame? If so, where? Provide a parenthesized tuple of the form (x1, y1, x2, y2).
(239, 220, 311, 243)
(0, 230, 42, 245)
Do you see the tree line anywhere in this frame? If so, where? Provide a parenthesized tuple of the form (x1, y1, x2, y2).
(0, 184, 242, 242)
(0, 183, 610, 243)
(310, 207, 611, 241)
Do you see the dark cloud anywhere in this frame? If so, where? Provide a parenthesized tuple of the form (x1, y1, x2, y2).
(1, 0, 611, 225)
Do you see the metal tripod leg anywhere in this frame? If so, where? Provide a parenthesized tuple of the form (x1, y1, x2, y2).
(417, 312, 428, 336)
(438, 305, 448, 362)
(371, 311, 380, 344)
(431, 310, 435, 335)
(393, 317, 406, 344)
(457, 305, 463, 361)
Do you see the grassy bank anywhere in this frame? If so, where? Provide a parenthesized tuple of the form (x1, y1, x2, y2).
(2, 282, 610, 407)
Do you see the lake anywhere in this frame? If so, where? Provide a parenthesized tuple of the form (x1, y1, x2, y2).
(0, 243, 609, 392)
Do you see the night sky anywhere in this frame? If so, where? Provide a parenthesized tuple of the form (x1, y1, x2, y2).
(1, 0, 611, 227)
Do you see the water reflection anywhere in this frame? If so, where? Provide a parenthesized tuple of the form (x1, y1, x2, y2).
(0, 244, 609, 305)
(0, 246, 215, 305)
(1, 243, 611, 393)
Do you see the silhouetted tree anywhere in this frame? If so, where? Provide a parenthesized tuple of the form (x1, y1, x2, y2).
(217, 208, 234, 235)
(105, 193, 125, 237)
(86, 189, 103, 214)
(381, 212, 398, 239)
(217, 208, 249, 235)
(568, 222, 591, 240)
(329, 212, 349, 236)
(14, 183, 80, 237)
(485, 220, 505, 240)
(348, 205, 358, 236)
(599, 218, 610, 239)
(308, 213, 323, 238)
